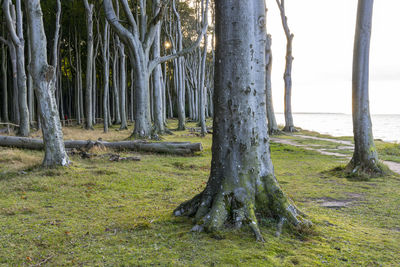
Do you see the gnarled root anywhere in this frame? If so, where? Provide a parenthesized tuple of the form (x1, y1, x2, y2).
(174, 178, 311, 241)
(282, 126, 298, 133)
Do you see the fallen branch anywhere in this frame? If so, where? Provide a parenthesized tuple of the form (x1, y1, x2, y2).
(0, 136, 203, 155)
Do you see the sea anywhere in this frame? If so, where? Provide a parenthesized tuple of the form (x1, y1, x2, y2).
(275, 113, 400, 143)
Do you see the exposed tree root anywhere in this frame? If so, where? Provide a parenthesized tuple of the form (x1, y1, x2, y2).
(345, 158, 385, 179)
(268, 128, 282, 136)
(174, 175, 311, 241)
(282, 126, 298, 133)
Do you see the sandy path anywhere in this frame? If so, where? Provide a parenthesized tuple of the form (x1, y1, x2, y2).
(271, 135, 400, 175)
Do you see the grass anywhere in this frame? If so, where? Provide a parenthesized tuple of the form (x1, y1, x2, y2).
(0, 120, 399, 266)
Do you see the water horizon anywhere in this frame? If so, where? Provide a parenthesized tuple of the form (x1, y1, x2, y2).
(275, 113, 400, 143)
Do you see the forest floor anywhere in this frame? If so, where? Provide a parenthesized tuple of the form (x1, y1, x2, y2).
(0, 120, 399, 266)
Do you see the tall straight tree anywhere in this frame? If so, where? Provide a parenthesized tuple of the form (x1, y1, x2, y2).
(174, 0, 309, 241)
(265, 34, 279, 134)
(102, 21, 111, 133)
(83, 0, 94, 130)
(25, 0, 70, 167)
(276, 0, 296, 132)
(103, 0, 207, 138)
(347, 0, 382, 175)
(3, 0, 29, 136)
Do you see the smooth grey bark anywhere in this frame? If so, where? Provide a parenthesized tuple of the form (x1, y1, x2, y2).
(198, 0, 209, 137)
(276, 0, 295, 132)
(265, 34, 279, 135)
(83, 0, 94, 130)
(151, 0, 165, 135)
(102, 21, 110, 133)
(171, 0, 186, 130)
(27, 27, 34, 126)
(111, 38, 121, 124)
(25, 0, 70, 167)
(3, 0, 29, 136)
(1, 42, 8, 122)
(347, 0, 381, 175)
(174, 0, 309, 241)
(119, 42, 128, 130)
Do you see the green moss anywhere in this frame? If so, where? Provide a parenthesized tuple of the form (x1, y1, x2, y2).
(0, 122, 399, 265)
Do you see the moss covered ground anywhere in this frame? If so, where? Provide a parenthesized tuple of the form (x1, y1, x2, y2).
(0, 120, 399, 266)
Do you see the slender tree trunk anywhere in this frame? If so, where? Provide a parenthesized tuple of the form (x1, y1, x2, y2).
(27, 27, 34, 126)
(152, 0, 165, 135)
(265, 34, 279, 135)
(198, 0, 209, 136)
(83, 0, 94, 130)
(174, 0, 309, 241)
(1, 43, 8, 123)
(25, 0, 70, 167)
(276, 0, 296, 132)
(119, 42, 128, 130)
(112, 44, 121, 124)
(103, 21, 110, 133)
(3, 0, 29, 136)
(347, 0, 381, 176)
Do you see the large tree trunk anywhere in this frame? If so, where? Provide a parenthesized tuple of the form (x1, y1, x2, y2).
(83, 0, 94, 130)
(347, 0, 381, 175)
(276, 0, 296, 133)
(25, 0, 70, 167)
(174, 0, 309, 241)
(265, 34, 279, 135)
(0, 136, 202, 155)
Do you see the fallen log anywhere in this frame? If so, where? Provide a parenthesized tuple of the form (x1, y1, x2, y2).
(0, 136, 203, 155)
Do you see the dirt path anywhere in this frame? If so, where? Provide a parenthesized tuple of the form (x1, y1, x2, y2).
(271, 135, 400, 175)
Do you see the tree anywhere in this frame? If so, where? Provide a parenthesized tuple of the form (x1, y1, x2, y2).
(174, 0, 309, 241)
(276, 0, 296, 132)
(265, 34, 280, 135)
(2, 0, 30, 136)
(25, 0, 70, 167)
(346, 0, 382, 176)
(103, 0, 207, 138)
(83, 0, 94, 130)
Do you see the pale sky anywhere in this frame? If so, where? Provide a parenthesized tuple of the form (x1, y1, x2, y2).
(266, 0, 400, 115)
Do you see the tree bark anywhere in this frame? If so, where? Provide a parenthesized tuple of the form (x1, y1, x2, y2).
(276, 0, 296, 132)
(174, 0, 309, 241)
(347, 0, 381, 175)
(83, 0, 94, 130)
(3, 0, 29, 136)
(1, 42, 8, 123)
(103, 21, 110, 133)
(25, 0, 70, 167)
(265, 34, 279, 135)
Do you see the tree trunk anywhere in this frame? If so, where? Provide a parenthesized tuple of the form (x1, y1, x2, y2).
(25, 0, 70, 167)
(119, 42, 128, 130)
(1, 43, 8, 123)
(103, 21, 110, 133)
(83, 0, 94, 130)
(3, 0, 29, 136)
(152, 0, 165, 135)
(198, 0, 209, 137)
(265, 34, 279, 135)
(276, 0, 296, 133)
(174, 0, 309, 241)
(347, 0, 381, 176)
